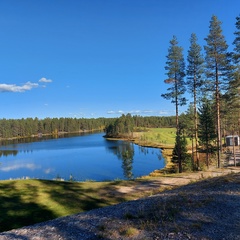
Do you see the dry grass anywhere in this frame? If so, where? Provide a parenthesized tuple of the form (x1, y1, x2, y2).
(96, 172, 240, 239)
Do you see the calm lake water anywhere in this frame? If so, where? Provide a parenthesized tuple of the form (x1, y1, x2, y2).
(0, 132, 165, 181)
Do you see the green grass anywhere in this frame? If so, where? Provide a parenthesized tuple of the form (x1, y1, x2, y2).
(0, 178, 150, 232)
(136, 128, 176, 147)
(145, 128, 176, 145)
(137, 128, 192, 148)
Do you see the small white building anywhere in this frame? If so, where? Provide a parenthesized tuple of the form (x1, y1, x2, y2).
(225, 135, 240, 146)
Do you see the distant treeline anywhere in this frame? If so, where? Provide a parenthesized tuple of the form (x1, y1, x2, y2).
(0, 115, 175, 139)
(0, 117, 111, 138)
(105, 114, 176, 138)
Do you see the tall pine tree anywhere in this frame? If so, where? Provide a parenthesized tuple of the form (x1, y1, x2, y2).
(161, 35, 186, 173)
(204, 15, 231, 168)
(222, 15, 240, 166)
(229, 15, 240, 123)
(186, 33, 204, 169)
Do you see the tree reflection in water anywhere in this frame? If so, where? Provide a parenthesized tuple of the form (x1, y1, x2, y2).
(139, 146, 163, 161)
(0, 150, 18, 157)
(108, 141, 134, 179)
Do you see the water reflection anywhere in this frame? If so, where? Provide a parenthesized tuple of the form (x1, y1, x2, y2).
(0, 150, 18, 157)
(114, 142, 135, 179)
(107, 142, 134, 179)
(0, 133, 165, 181)
(138, 146, 163, 160)
(0, 162, 41, 172)
(106, 141, 161, 180)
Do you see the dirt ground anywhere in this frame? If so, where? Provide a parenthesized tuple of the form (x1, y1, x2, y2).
(116, 166, 240, 195)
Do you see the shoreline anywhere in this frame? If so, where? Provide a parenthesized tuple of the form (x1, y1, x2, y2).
(0, 129, 104, 141)
(105, 134, 175, 177)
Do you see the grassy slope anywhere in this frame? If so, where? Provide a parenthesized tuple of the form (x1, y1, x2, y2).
(134, 128, 176, 148)
(0, 179, 155, 232)
(0, 128, 177, 232)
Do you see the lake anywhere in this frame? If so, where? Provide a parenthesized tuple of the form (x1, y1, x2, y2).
(0, 132, 165, 181)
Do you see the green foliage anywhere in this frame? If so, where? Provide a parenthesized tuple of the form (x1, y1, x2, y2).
(179, 104, 195, 136)
(224, 15, 240, 115)
(172, 132, 191, 172)
(204, 15, 232, 168)
(105, 114, 134, 137)
(0, 115, 179, 140)
(0, 117, 112, 139)
(186, 34, 204, 168)
(133, 115, 176, 128)
(198, 98, 217, 167)
(105, 114, 176, 138)
(162, 35, 186, 107)
(233, 15, 240, 63)
(204, 15, 231, 90)
(198, 99, 216, 147)
(186, 33, 204, 95)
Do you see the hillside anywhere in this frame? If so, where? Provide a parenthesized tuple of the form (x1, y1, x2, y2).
(0, 167, 239, 240)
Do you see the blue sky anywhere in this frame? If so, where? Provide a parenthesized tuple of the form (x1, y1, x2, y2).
(0, 0, 239, 119)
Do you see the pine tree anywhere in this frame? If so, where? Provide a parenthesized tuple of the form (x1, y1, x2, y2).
(198, 98, 217, 168)
(233, 15, 240, 63)
(204, 15, 231, 168)
(161, 35, 186, 173)
(179, 104, 195, 170)
(224, 15, 240, 114)
(230, 15, 240, 120)
(222, 15, 240, 166)
(172, 129, 190, 172)
(186, 33, 204, 169)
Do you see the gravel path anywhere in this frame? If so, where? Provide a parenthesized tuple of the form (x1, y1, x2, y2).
(0, 168, 239, 240)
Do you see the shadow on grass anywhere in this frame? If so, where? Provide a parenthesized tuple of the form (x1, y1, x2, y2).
(37, 179, 139, 212)
(0, 179, 132, 232)
(0, 181, 57, 232)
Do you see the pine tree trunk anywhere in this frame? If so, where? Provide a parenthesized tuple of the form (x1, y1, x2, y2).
(216, 66, 221, 168)
(193, 80, 199, 170)
(191, 135, 194, 170)
(206, 144, 209, 168)
(175, 78, 182, 173)
(232, 133, 236, 167)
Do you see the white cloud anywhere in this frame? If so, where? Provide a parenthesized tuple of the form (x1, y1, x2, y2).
(130, 110, 141, 114)
(0, 77, 53, 93)
(107, 110, 125, 115)
(107, 111, 115, 114)
(158, 110, 171, 115)
(107, 109, 173, 116)
(39, 77, 52, 83)
(0, 82, 39, 93)
(142, 110, 154, 113)
(44, 168, 54, 174)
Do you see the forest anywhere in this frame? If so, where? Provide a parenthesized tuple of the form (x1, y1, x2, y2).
(160, 15, 240, 172)
(0, 115, 176, 139)
(106, 15, 240, 173)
